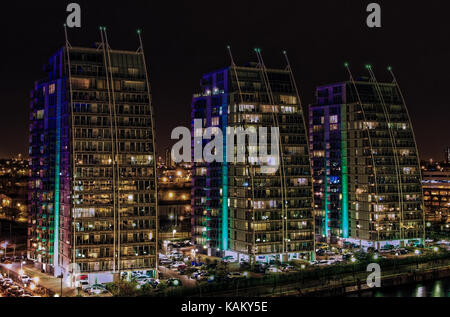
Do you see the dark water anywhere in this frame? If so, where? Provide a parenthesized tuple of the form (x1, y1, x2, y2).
(353, 278, 450, 297)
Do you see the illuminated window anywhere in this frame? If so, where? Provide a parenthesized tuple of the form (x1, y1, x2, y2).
(239, 104, 255, 112)
(211, 117, 220, 126)
(261, 105, 279, 113)
(49, 84, 56, 95)
(292, 178, 308, 186)
(330, 115, 338, 124)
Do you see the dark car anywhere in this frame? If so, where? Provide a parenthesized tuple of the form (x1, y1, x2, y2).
(343, 254, 353, 260)
(316, 249, 325, 256)
(240, 262, 251, 270)
(253, 264, 267, 274)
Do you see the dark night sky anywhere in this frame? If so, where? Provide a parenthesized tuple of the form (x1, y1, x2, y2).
(0, 1, 449, 160)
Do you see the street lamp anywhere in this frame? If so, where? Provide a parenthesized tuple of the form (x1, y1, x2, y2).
(1, 241, 8, 258)
(6, 264, 12, 278)
(351, 257, 357, 281)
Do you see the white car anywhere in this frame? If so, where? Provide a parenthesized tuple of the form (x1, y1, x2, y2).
(2, 278, 13, 285)
(86, 285, 107, 295)
(19, 275, 31, 284)
(170, 262, 186, 269)
(266, 267, 283, 274)
(79, 281, 90, 291)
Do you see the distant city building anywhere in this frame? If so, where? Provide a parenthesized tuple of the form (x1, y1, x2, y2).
(0, 157, 28, 223)
(423, 167, 450, 225)
(165, 147, 175, 169)
(191, 60, 314, 263)
(28, 36, 158, 284)
(158, 167, 192, 240)
(309, 73, 425, 249)
(445, 147, 450, 164)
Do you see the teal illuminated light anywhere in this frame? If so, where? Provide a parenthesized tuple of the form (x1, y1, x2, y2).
(221, 98, 229, 251)
(53, 79, 62, 267)
(323, 142, 329, 238)
(341, 104, 349, 238)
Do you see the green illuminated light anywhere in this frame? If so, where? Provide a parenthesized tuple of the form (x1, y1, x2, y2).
(53, 79, 62, 268)
(221, 101, 229, 252)
(341, 105, 349, 238)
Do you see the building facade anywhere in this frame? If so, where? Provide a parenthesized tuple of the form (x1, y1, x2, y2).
(28, 38, 158, 284)
(309, 74, 425, 249)
(191, 61, 314, 263)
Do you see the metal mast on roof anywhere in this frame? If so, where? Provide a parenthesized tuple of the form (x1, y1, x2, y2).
(99, 26, 118, 273)
(282, 51, 316, 258)
(137, 28, 160, 278)
(227, 45, 257, 267)
(366, 65, 405, 241)
(388, 67, 427, 243)
(254, 48, 288, 255)
(64, 23, 77, 275)
(103, 26, 123, 273)
(344, 63, 381, 247)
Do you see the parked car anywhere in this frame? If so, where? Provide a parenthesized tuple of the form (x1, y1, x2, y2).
(2, 278, 13, 286)
(252, 263, 267, 273)
(19, 275, 31, 284)
(227, 272, 244, 279)
(281, 264, 295, 272)
(393, 248, 409, 255)
(343, 253, 353, 261)
(222, 256, 236, 263)
(160, 259, 173, 266)
(86, 285, 108, 295)
(266, 267, 283, 274)
(170, 262, 186, 270)
(316, 249, 325, 257)
(7, 285, 22, 296)
(240, 262, 251, 270)
(79, 280, 90, 291)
